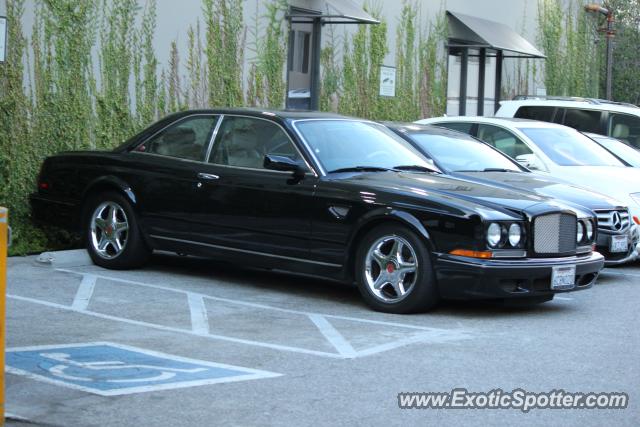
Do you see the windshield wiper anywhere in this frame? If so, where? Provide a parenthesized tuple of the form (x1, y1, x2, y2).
(481, 168, 520, 172)
(456, 168, 519, 172)
(328, 166, 394, 173)
(392, 165, 441, 174)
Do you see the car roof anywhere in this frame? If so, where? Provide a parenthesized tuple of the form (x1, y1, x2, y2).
(167, 108, 350, 121)
(419, 116, 569, 130)
(500, 99, 640, 115)
(384, 121, 481, 138)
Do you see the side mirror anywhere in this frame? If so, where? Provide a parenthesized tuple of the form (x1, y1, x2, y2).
(515, 153, 541, 170)
(264, 154, 308, 177)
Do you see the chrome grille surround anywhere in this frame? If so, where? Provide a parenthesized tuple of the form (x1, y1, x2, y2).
(533, 213, 577, 254)
(594, 209, 630, 233)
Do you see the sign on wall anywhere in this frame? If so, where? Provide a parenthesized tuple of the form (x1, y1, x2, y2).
(0, 17, 6, 63)
(379, 66, 396, 97)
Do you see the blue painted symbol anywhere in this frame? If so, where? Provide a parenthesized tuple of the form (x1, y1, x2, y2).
(6, 342, 280, 395)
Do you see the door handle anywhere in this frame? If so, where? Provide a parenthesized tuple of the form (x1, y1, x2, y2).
(197, 172, 220, 181)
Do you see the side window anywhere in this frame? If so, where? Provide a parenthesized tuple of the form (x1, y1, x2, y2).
(563, 108, 602, 133)
(209, 116, 302, 169)
(477, 125, 533, 158)
(139, 115, 218, 161)
(515, 106, 555, 123)
(436, 122, 473, 135)
(608, 113, 640, 149)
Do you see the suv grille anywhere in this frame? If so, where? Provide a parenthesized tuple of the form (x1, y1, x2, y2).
(533, 213, 577, 254)
(594, 209, 630, 232)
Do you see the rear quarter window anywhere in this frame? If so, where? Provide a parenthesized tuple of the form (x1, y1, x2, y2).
(435, 122, 474, 135)
(514, 106, 556, 122)
(563, 108, 602, 133)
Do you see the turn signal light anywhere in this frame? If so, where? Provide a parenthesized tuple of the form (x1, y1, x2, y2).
(634, 216, 640, 225)
(449, 249, 493, 259)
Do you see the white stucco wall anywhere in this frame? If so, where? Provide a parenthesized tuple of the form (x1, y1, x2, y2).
(2, 0, 568, 116)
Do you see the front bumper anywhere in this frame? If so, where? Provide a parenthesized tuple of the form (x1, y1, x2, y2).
(435, 252, 604, 300)
(597, 225, 640, 266)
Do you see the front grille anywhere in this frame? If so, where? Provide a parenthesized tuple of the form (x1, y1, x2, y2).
(595, 209, 630, 232)
(533, 213, 577, 254)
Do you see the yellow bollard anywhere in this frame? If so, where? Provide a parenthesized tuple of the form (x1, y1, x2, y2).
(0, 207, 6, 425)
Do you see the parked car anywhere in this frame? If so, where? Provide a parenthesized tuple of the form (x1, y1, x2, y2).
(418, 116, 640, 238)
(386, 123, 638, 265)
(584, 132, 640, 168)
(31, 110, 603, 313)
(496, 96, 640, 149)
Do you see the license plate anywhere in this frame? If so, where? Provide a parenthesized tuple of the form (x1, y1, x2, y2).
(610, 235, 628, 253)
(551, 265, 576, 290)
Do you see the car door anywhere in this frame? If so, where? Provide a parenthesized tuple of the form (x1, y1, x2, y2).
(126, 114, 220, 239)
(188, 115, 318, 260)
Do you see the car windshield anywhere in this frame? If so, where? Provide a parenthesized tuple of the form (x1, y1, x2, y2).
(406, 131, 522, 172)
(519, 127, 625, 166)
(294, 120, 435, 173)
(591, 135, 640, 167)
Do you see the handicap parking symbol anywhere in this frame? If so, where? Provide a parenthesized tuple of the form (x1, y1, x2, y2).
(6, 342, 280, 396)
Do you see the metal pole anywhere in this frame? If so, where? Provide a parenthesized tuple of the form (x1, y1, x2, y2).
(478, 48, 486, 116)
(0, 207, 7, 425)
(459, 48, 468, 116)
(605, 12, 614, 101)
(494, 50, 503, 114)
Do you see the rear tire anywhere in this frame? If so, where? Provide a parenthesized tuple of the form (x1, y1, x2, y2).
(355, 224, 440, 313)
(83, 191, 150, 269)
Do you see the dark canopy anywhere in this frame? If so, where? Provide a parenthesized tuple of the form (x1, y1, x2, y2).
(447, 11, 545, 58)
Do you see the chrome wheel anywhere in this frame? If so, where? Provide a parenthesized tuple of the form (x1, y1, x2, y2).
(90, 201, 129, 259)
(364, 235, 418, 303)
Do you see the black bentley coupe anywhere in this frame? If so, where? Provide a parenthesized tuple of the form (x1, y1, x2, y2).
(31, 110, 604, 313)
(385, 123, 639, 265)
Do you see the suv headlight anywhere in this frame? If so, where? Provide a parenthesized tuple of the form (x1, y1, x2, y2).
(630, 193, 640, 207)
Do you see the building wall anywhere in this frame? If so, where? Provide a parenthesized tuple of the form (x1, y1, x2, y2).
(3, 0, 555, 116)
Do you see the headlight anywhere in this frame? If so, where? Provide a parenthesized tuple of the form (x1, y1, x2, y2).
(630, 193, 640, 207)
(487, 223, 502, 248)
(508, 223, 522, 247)
(585, 220, 594, 240)
(577, 221, 584, 243)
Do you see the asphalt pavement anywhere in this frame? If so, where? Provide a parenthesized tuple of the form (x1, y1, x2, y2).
(4, 251, 639, 426)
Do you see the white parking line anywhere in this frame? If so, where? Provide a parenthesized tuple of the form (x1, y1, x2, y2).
(187, 293, 210, 335)
(56, 268, 452, 332)
(8, 294, 345, 359)
(71, 274, 97, 311)
(24, 268, 472, 359)
(308, 314, 357, 358)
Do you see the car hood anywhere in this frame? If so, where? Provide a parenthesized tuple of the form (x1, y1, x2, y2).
(325, 171, 588, 220)
(546, 166, 640, 217)
(454, 171, 625, 211)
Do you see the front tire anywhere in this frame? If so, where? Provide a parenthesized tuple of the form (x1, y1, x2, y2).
(355, 224, 439, 313)
(84, 191, 150, 269)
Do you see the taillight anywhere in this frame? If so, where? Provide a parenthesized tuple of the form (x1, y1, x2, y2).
(38, 181, 49, 190)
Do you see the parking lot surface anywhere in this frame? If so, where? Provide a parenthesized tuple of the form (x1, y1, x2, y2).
(5, 252, 640, 426)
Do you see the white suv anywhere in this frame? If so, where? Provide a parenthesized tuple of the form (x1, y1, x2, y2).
(496, 97, 640, 149)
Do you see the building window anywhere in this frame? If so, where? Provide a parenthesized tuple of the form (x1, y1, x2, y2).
(290, 30, 310, 74)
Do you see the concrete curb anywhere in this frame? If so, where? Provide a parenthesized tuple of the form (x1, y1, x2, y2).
(35, 249, 93, 268)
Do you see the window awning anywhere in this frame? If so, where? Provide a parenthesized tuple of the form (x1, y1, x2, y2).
(447, 11, 545, 58)
(289, 0, 380, 25)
